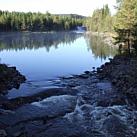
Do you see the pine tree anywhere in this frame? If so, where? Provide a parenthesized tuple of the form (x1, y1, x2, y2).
(115, 0, 137, 50)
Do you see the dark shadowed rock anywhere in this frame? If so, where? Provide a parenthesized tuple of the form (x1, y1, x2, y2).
(102, 115, 134, 137)
(0, 64, 26, 94)
(0, 130, 7, 137)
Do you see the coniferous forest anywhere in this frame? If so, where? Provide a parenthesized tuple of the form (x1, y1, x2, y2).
(85, 4, 114, 32)
(85, 0, 137, 50)
(0, 11, 84, 31)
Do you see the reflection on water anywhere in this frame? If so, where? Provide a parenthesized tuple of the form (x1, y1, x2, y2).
(0, 32, 118, 98)
(85, 34, 118, 60)
(0, 32, 82, 52)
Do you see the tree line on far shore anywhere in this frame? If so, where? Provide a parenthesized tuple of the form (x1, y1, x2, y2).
(0, 11, 83, 31)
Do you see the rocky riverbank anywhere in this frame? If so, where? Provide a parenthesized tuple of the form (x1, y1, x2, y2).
(1, 53, 137, 137)
(98, 54, 137, 107)
(0, 64, 26, 95)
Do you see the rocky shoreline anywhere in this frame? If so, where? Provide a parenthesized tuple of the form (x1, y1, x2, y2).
(1, 53, 137, 136)
(0, 64, 26, 95)
(97, 54, 137, 107)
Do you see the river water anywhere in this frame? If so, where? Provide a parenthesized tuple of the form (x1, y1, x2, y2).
(0, 31, 117, 98)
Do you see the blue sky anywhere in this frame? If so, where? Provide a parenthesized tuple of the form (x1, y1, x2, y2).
(0, 0, 116, 16)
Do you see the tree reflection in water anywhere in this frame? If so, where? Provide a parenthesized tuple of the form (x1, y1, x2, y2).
(0, 32, 82, 52)
(85, 33, 118, 60)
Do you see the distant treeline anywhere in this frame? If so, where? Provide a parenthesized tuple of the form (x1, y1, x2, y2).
(0, 11, 84, 31)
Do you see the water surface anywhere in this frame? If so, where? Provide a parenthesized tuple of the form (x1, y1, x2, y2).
(0, 32, 117, 98)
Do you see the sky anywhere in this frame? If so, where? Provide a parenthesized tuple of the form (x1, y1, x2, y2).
(0, 0, 116, 16)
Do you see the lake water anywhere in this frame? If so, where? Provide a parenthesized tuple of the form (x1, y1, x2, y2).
(0, 32, 118, 98)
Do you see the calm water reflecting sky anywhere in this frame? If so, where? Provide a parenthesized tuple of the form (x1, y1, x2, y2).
(0, 32, 118, 98)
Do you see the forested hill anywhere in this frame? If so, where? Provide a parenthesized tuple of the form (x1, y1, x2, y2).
(55, 14, 87, 19)
(0, 10, 84, 32)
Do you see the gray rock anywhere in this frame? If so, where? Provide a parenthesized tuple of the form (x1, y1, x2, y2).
(102, 115, 135, 137)
(0, 130, 7, 137)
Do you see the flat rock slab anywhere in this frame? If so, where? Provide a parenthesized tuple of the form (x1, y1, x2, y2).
(0, 95, 77, 127)
(2, 87, 78, 109)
